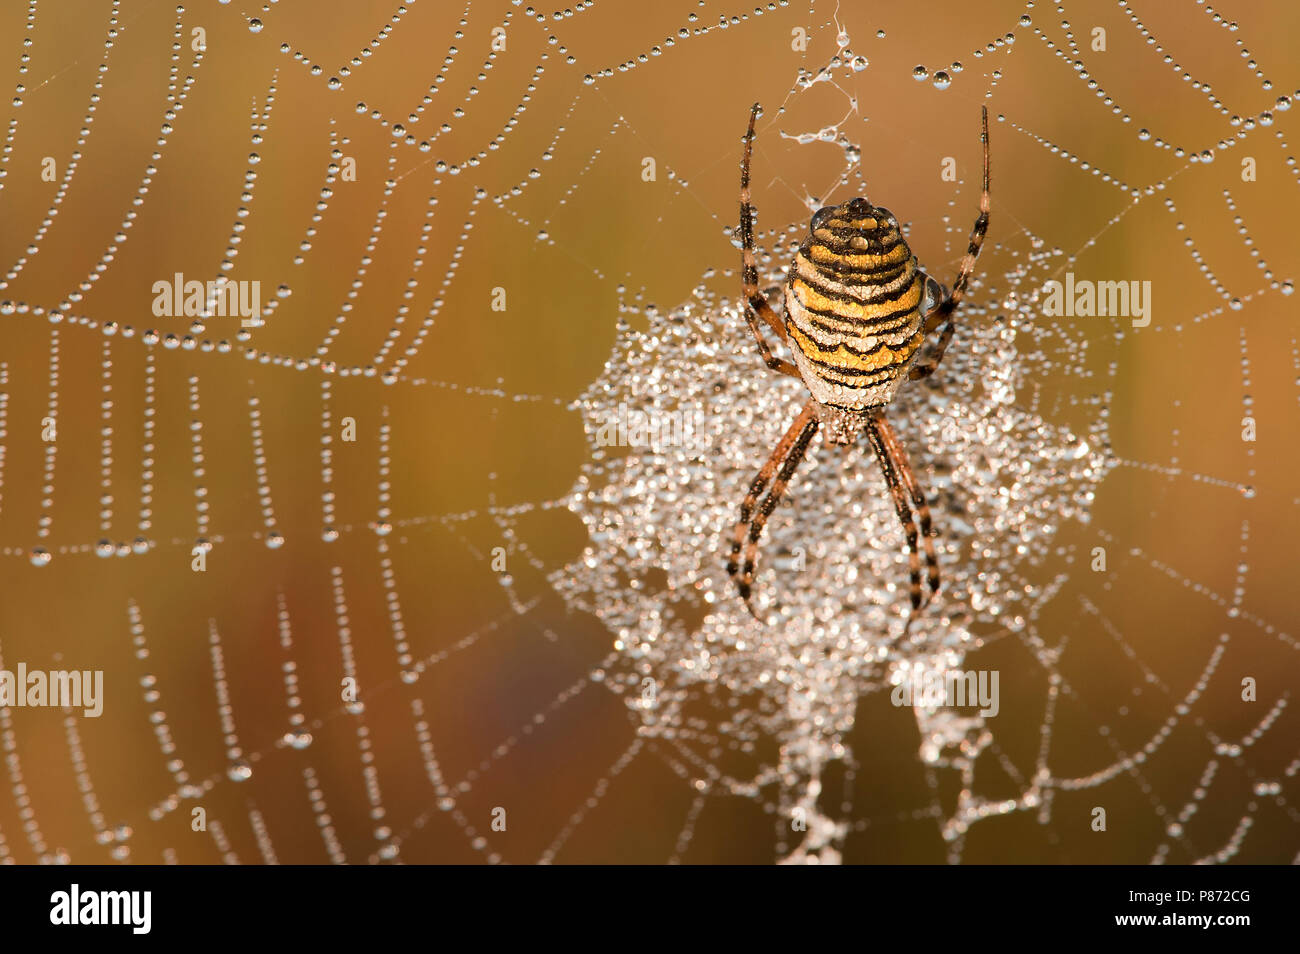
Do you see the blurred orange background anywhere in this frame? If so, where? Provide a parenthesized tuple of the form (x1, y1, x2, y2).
(0, 0, 1296, 863)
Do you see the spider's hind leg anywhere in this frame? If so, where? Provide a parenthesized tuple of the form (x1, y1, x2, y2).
(739, 102, 800, 378)
(910, 107, 991, 382)
(727, 400, 819, 617)
(919, 272, 949, 329)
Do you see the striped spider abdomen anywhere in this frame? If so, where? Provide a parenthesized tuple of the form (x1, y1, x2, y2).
(784, 199, 932, 436)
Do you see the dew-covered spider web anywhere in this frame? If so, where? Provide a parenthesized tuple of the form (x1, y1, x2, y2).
(0, 0, 1297, 865)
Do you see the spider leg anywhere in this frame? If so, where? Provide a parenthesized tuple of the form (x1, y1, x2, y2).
(873, 411, 940, 601)
(726, 400, 819, 617)
(864, 413, 933, 612)
(919, 272, 949, 316)
(910, 106, 991, 381)
(741, 102, 800, 379)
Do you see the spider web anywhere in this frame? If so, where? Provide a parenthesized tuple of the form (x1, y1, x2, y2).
(0, 0, 1296, 865)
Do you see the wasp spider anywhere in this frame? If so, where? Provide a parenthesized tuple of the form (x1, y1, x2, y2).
(726, 103, 990, 617)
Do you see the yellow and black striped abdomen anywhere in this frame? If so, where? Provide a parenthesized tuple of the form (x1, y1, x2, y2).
(783, 198, 925, 410)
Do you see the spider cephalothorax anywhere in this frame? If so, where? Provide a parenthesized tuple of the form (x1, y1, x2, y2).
(726, 102, 990, 617)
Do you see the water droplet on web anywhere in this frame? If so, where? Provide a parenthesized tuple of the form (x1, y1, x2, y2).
(912, 65, 929, 81)
(933, 71, 951, 90)
(30, 548, 51, 567)
(249, 18, 263, 33)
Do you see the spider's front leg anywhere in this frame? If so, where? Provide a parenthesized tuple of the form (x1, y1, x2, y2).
(726, 400, 819, 617)
(864, 411, 940, 611)
(740, 102, 800, 380)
